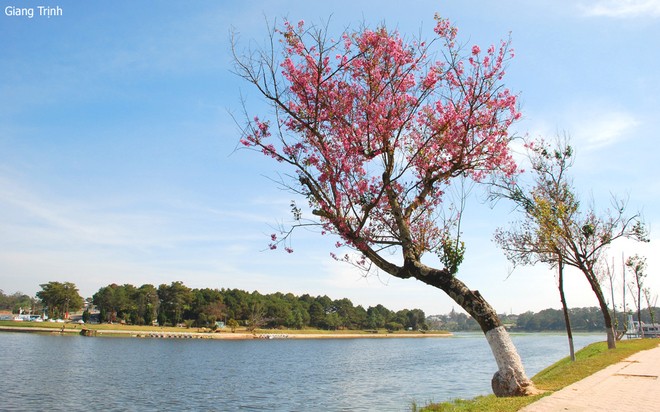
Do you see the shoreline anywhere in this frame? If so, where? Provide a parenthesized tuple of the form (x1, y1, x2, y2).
(0, 325, 452, 340)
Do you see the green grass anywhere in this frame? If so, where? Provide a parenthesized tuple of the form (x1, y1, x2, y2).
(0, 320, 189, 333)
(533, 339, 659, 391)
(0, 320, 74, 329)
(418, 338, 660, 412)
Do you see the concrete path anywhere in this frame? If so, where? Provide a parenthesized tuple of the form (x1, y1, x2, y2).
(520, 343, 660, 411)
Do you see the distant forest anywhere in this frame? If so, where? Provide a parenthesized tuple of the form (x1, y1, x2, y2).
(2, 285, 655, 332)
(0, 283, 427, 331)
(93, 281, 432, 331)
(429, 307, 658, 332)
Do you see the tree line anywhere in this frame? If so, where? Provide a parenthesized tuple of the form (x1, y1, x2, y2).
(427, 306, 659, 332)
(513, 307, 658, 332)
(0, 290, 38, 314)
(0, 282, 85, 320)
(4, 285, 653, 333)
(91, 281, 428, 331)
(0, 281, 427, 331)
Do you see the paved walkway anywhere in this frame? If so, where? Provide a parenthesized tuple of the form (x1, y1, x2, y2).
(520, 343, 660, 411)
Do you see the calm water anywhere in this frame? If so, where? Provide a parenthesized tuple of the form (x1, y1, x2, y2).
(1, 332, 602, 411)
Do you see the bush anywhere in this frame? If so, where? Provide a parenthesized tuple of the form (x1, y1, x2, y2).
(385, 322, 403, 332)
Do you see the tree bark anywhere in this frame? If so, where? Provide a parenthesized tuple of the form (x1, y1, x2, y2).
(597, 297, 616, 349)
(606, 323, 616, 348)
(558, 259, 575, 361)
(409, 263, 537, 397)
(585, 269, 616, 349)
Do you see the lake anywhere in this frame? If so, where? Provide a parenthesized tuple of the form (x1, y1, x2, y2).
(1, 331, 603, 411)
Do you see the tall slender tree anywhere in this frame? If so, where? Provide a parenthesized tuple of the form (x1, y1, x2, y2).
(626, 254, 647, 335)
(233, 15, 537, 396)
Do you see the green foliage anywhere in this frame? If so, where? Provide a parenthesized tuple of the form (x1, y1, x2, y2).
(385, 321, 403, 332)
(417, 395, 534, 412)
(93, 283, 160, 325)
(426, 308, 480, 331)
(87, 281, 426, 331)
(427, 306, 660, 332)
(157, 281, 193, 326)
(10, 279, 427, 331)
(157, 311, 167, 327)
(440, 238, 465, 275)
(226, 318, 239, 332)
(36, 281, 84, 319)
(0, 290, 39, 314)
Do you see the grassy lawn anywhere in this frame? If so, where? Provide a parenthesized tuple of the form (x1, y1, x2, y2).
(418, 338, 660, 411)
(0, 320, 184, 333)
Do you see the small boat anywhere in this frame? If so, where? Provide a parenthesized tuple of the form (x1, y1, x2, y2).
(625, 315, 660, 338)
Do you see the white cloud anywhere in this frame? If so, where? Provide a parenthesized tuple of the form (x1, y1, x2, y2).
(573, 110, 639, 150)
(521, 102, 639, 152)
(580, 0, 660, 18)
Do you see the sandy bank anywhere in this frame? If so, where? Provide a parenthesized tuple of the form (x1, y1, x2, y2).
(0, 325, 451, 340)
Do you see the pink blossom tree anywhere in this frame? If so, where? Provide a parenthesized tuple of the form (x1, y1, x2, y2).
(233, 15, 537, 396)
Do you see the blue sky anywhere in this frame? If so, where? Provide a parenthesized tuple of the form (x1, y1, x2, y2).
(1, 0, 659, 316)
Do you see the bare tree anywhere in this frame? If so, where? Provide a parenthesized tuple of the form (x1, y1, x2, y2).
(643, 287, 657, 325)
(601, 257, 626, 340)
(492, 136, 648, 349)
(626, 254, 647, 336)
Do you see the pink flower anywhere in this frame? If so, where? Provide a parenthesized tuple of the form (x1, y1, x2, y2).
(248, 16, 519, 265)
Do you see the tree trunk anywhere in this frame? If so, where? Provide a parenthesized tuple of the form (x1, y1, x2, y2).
(583, 268, 616, 349)
(608, 260, 623, 341)
(412, 264, 538, 397)
(597, 298, 616, 349)
(598, 300, 616, 349)
(558, 259, 575, 361)
(637, 288, 644, 338)
(595, 283, 616, 348)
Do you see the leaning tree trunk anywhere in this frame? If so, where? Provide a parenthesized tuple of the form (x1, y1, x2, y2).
(601, 300, 617, 349)
(410, 263, 538, 397)
(585, 269, 616, 349)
